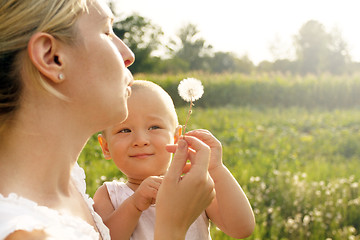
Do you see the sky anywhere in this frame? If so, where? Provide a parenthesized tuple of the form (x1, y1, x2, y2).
(114, 0, 360, 65)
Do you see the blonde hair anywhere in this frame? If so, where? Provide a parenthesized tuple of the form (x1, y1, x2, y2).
(102, 80, 179, 139)
(131, 80, 179, 127)
(0, 0, 90, 132)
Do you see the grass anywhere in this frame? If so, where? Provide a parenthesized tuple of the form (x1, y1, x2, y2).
(79, 106, 360, 239)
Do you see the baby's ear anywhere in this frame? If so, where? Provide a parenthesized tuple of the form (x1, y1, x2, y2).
(174, 125, 182, 143)
(98, 134, 112, 160)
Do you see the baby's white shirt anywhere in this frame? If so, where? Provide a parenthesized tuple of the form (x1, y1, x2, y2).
(105, 180, 211, 240)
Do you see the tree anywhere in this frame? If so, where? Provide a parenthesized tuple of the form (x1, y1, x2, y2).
(234, 55, 254, 74)
(294, 20, 350, 75)
(113, 13, 163, 73)
(294, 20, 330, 74)
(326, 27, 351, 74)
(272, 59, 298, 74)
(257, 60, 273, 72)
(208, 52, 236, 73)
(168, 23, 212, 71)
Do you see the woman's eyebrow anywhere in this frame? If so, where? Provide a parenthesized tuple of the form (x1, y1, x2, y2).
(100, 15, 114, 24)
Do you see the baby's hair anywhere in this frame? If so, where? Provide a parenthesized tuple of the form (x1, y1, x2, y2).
(101, 80, 179, 139)
(130, 80, 178, 125)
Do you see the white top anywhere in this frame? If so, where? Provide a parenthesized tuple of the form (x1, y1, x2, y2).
(0, 163, 110, 240)
(105, 180, 211, 240)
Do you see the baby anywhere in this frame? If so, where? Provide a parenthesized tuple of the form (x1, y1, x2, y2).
(93, 80, 255, 239)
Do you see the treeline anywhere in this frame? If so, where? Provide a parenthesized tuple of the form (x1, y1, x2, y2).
(136, 73, 360, 109)
(109, 2, 360, 75)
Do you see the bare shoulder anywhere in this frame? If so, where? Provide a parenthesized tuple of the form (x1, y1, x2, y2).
(93, 184, 109, 203)
(5, 230, 47, 240)
(93, 184, 114, 220)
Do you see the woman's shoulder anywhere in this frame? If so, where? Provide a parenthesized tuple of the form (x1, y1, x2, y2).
(0, 193, 102, 240)
(71, 162, 87, 194)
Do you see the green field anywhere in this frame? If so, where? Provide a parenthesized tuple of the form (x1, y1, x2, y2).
(78, 74, 360, 239)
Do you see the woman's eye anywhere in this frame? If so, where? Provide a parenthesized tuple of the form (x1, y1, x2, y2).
(118, 128, 131, 133)
(149, 126, 160, 130)
(105, 32, 114, 39)
(104, 25, 115, 39)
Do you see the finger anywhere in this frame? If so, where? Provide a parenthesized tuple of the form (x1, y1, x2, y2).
(149, 185, 159, 197)
(182, 162, 191, 174)
(148, 175, 163, 183)
(186, 129, 221, 148)
(145, 176, 163, 190)
(182, 135, 210, 175)
(165, 139, 188, 182)
(166, 144, 196, 155)
(186, 129, 209, 135)
(165, 144, 177, 153)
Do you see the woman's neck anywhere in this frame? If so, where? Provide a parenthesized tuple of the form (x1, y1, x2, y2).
(0, 108, 90, 203)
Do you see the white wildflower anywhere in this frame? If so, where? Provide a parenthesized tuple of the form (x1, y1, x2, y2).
(349, 226, 356, 233)
(177, 78, 204, 134)
(178, 78, 204, 102)
(303, 215, 311, 226)
(250, 176, 261, 182)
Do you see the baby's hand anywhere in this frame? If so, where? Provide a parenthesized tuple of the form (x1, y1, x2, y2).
(185, 129, 223, 172)
(132, 176, 162, 212)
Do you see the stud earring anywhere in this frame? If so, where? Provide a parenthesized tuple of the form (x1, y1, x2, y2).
(58, 73, 64, 80)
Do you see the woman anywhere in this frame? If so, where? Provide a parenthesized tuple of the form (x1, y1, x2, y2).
(0, 0, 215, 239)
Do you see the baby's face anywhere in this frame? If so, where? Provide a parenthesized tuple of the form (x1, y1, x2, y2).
(105, 88, 178, 181)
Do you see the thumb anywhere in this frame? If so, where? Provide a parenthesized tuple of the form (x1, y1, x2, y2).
(182, 162, 191, 174)
(165, 139, 188, 182)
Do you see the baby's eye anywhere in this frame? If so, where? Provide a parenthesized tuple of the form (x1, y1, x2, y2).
(149, 126, 160, 130)
(118, 128, 131, 133)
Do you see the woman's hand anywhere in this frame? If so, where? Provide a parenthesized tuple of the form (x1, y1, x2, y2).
(185, 129, 223, 172)
(154, 136, 215, 240)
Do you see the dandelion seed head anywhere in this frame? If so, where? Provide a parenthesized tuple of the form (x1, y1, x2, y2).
(178, 78, 204, 102)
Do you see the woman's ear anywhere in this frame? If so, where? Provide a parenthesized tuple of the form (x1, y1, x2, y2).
(174, 125, 182, 144)
(98, 134, 112, 160)
(27, 32, 65, 83)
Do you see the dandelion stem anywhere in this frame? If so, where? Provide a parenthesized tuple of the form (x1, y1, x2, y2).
(183, 99, 193, 135)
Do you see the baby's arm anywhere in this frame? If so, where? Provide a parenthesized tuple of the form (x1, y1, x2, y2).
(93, 176, 162, 240)
(93, 185, 141, 240)
(186, 130, 255, 239)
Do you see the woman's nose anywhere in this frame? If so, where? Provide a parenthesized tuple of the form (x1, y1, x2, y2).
(117, 38, 135, 68)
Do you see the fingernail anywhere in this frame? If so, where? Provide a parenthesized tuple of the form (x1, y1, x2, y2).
(178, 139, 186, 149)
